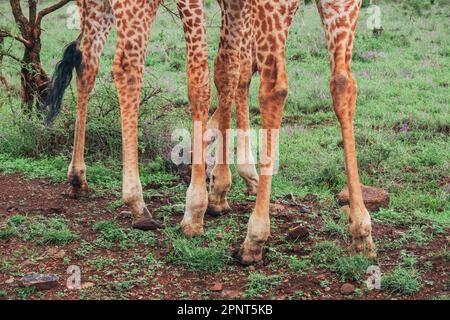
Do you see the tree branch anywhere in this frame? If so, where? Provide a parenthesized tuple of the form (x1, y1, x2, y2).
(0, 29, 32, 47)
(9, 0, 29, 34)
(0, 51, 24, 65)
(29, 0, 37, 26)
(36, 0, 73, 26)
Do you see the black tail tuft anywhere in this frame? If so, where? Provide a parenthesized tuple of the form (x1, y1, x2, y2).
(44, 41, 82, 124)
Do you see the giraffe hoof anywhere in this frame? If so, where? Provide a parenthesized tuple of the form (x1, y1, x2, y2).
(352, 235, 376, 258)
(181, 223, 204, 237)
(65, 185, 89, 199)
(231, 246, 263, 266)
(205, 206, 231, 217)
(67, 175, 89, 199)
(132, 217, 163, 231)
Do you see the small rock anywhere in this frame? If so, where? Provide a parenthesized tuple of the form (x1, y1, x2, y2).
(340, 283, 355, 295)
(337, 185, 389, 212)
(324, 287, 331, 292)
(248, 266, 256, 272)
(287, 226, 309, 241)
(210, 282, 223, 292)
(220, 289, 242, 299)
(19, 273, 59, 291)
(5, 278, 14, 284)
(80, 282, 95, 290)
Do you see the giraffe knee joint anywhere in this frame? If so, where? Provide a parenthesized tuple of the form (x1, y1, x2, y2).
(332, 73, 349, 92)
(275, 86, 289, 99)
(259, 85, 289, 104)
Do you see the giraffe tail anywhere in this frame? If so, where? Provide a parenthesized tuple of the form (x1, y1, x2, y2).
(44, 0, 87, 125)
(44, 42, 83, 124)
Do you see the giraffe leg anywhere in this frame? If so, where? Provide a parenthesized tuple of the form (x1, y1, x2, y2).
(206, 0, 249, 217)
(235, 24, 259, 196)
(110, 0, 162, 230)
(68, 0, 114, 198)
(177, 0, 211, 236)
(233, 0, 297, 265)
(316, 0, 375, 256)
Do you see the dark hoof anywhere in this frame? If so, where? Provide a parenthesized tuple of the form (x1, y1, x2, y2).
(231, 247, 262, 266)
(132, 217, 163, 231)
(206, 207, 231, 217)
(63, 187, 89, 199)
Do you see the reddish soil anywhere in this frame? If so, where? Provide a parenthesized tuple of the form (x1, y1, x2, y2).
(0, 173, 448, 300)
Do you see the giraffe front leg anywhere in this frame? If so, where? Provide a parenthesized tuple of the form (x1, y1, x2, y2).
(111, 0, 162, 230)
(177, 0, 211, 236)
(233, 86, 286, 265)
(317, 0, 375, 256)
(332, 72, 374, 257)
(233, 0, 296, 265)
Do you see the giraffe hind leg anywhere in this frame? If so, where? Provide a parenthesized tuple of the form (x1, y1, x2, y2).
(235, 24, 259, 196)
(110, 0, 162, 230)
(205, 0, 249, 217)
(177, 0, 211, 236)
(67, 0, 114, 198)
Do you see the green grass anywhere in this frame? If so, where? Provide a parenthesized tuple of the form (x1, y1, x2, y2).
(381, 267, 422, 295)
(0, 1, 448, 228)
(321, 211, 349, 240)
(311, 241, 343, 268)
(92, 220, 156, 249)
(245, 272, 282, 298)
(332, 255, 373, 282)
(384, 225, 435, 249)
(0, 0, 449, 300)
(166, 236, 228, 273)
(289, 256, 312, 274)
(0, 214, 77, 245)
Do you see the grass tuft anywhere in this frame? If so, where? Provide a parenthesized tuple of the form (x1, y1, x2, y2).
(381, 267, 421, 295)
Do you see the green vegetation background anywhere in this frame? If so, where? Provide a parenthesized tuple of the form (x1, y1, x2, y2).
(0, 0, 448, 226)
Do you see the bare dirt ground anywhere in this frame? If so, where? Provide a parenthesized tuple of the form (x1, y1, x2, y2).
(0, 173, 448, 300)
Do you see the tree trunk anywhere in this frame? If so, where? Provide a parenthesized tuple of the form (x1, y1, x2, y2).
(20, 33, 49, 111)
(2, 0, 72, 112)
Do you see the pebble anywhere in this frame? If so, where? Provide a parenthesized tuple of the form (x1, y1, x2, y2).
(210, 282, 223, 292)
(19, 273, 59, 290)
(338, 185, 389, 212)
(340, 283, 355, 295)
